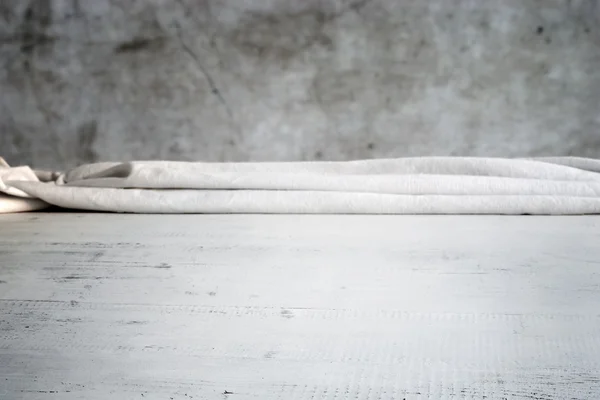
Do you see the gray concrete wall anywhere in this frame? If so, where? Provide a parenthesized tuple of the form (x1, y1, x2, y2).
(1, 0, 599, 169)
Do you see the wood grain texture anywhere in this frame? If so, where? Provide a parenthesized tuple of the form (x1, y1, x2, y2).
(1, 213, 600, 399)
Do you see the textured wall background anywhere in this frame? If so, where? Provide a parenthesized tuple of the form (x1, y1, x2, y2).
(0, 0, 599, 169)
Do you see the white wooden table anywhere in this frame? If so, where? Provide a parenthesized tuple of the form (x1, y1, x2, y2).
(1, 213, 599, 399)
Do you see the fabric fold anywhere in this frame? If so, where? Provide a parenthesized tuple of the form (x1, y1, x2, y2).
(0, 157, 50, 213)
(60, 157, 600, 184)
(6, 181, 600, 215)
(2, 156, 600, 215)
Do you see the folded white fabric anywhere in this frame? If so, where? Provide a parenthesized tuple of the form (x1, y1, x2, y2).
(3, 156, 600, 214)
(0, 157, 50, 213)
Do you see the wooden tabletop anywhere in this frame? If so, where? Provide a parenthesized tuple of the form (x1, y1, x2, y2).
(1, 213, 599, 399)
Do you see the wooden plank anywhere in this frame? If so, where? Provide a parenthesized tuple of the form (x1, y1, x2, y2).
(1, 213, 599, 399)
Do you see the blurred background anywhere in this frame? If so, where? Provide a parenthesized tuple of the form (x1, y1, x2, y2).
(0, 0, 599, 170)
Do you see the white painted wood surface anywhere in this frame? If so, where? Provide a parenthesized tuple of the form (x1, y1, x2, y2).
(1, 213, 599, 400)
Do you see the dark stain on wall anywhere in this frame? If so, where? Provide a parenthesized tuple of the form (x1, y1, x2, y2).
(0, 3, 14, 24)
(77, 121, 99, 163)
(228, 8, 334, 62)
(114, 37, 166, 54)
(19, 0, 55, 55)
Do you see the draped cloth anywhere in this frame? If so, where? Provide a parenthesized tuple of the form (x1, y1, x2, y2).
(2, 156, 600, 214)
